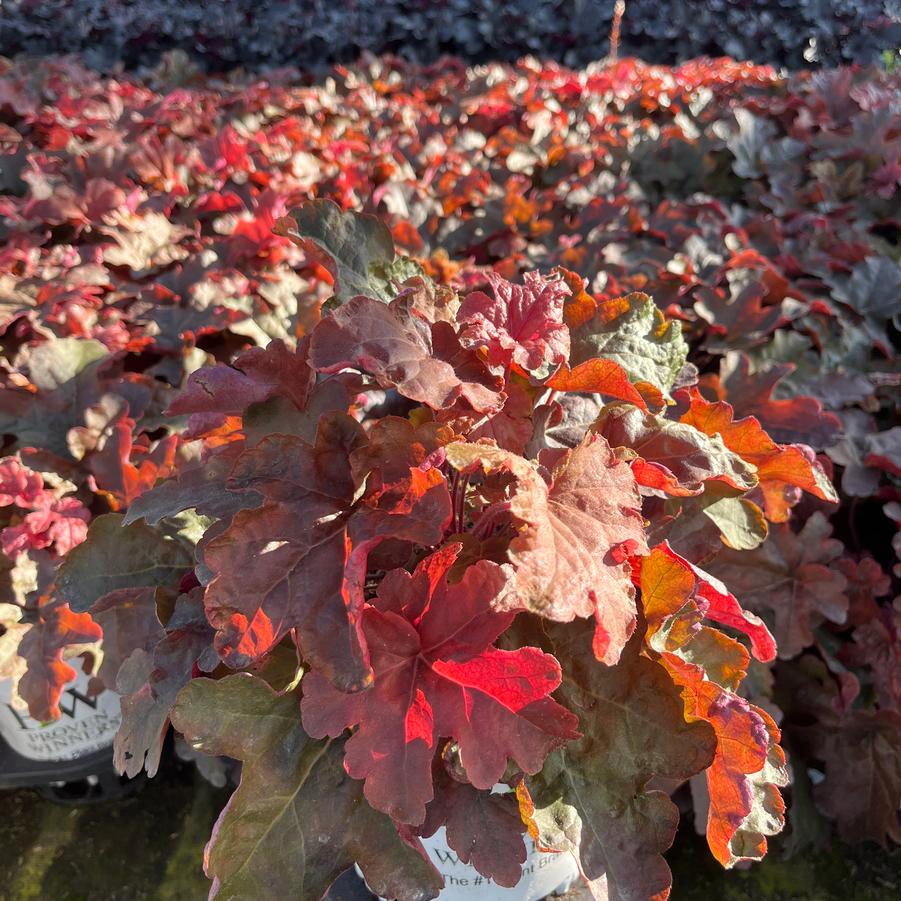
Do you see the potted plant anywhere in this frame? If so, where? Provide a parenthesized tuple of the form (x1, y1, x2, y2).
(0, 337, 181, 799)
(57, 201, 839, 899)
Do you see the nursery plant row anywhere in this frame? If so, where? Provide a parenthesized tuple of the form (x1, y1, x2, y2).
(0, 50, 898, 899)
(0, 0, 899, 71)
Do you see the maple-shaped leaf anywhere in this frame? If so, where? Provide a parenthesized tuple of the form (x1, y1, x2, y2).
(705, 351, 841, 449)
(1, 495, 91, 559)
(206, 413, 452, 689)
(91, 586, 166, 689)
(546, 358, 659, 411)
(203, 417, 366, 680)
(419, 769, 527, 888)
(826, 412, 900, 498)
(123, 444, 260, 528)
(706, 512, 848, 658)
(56, 514, 193, 614)
(167, 339, 314, 417)
(679, 389, 838, 522)
(445, 436, 647, 665)
(301, 547, 579, 826)
(842, 607, 901, 711)
(593, 402, 758, 498)
(274, 199, 422, 303)
(520, 625, 715, 901)
(456, 271, 570, 379)
(837, 555, 893, 627)
(309, 294, 502, 413)
(570, 293, 688, 398)
(113, 588, 218, 778)
(778, 656, 901, 846)
(693, 274, 787, 349)
(171, 673, 444, 901)
(713, 108, 778, 179)
(815, 709, 901, 845)
(17, 604, 102, 721)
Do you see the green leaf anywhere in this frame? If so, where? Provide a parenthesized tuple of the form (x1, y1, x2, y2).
(827, 256, 901, 321)
(571, 293, 688, 398)
(171, 674, 443, 901)
(56, 514, 193, 613)
(700, 494, 768, 551)
(523, 626, 715, 901)
(25, 337, 109, 391)
(0, 338, 110, 457)
(274, 199, 423, 304)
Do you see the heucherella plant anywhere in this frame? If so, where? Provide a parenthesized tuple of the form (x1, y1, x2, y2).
(56, 202, 839, 900)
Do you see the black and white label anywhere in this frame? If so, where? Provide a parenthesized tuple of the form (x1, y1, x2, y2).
(0, 671, 121, 762)
(419, 828, 579, 900)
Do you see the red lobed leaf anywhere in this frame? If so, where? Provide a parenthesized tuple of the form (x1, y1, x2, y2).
(706, 512, 848, 659)
(643, 542, 776, 663)
(457, 271, 571, 378)
(205, 413, 452, 690)
(446, 435, 648, 665)
(310, 294, 503, 412)
(594, 402, 759, 498)
(703, 352, 841, 449)
(1, 495, 90, 558)
(113, 588, 218, 778)
(301, 547, 579, 825)
(640, 548, 787, 866)
(167, 339, 314, 417)
(0, 456, 43, 507)
(420, 772, 527, 888)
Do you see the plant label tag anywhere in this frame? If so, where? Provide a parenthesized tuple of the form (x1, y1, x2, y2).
(0, 671, 121, 762)
(358, 828, 580, 901)
(421, 828, 580, 900)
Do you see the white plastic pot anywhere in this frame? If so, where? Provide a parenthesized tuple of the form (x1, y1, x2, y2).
(358, 783, 580, 901)
(417, 827, 579, 901)
(0, 669, 121, 762)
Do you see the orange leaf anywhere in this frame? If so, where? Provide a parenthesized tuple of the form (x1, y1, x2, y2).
(18, 604, 103, 721)
(547, 358, 650, 410)
(554, 266, 597, 329)
(680, 389, 837, 522)
(665, 656, 786, 868)
(641, 543, 775, 663)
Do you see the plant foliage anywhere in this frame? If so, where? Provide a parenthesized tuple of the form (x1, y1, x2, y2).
(0, 1, 898, 71)
(0, 51, 898, 898)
